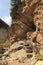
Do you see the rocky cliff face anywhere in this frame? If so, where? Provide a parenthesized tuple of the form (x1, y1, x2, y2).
(9, 0, 43, 42)
(0, 0, 43, 65)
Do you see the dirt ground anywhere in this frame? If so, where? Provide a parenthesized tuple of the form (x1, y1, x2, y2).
(35, 61, 43, 65)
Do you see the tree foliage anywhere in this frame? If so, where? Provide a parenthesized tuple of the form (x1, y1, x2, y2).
(10, 0, 24, 18)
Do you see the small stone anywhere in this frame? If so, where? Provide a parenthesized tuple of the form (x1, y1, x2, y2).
(36, 34, 43, 45)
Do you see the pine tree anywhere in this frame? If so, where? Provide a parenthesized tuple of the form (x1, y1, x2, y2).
(10, 0, 24, 18)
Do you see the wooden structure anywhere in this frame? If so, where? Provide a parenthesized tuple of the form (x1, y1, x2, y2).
(0, 19, 9, 43)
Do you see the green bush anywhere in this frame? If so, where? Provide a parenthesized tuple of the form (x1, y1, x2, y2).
(36, 53, 43, 60)
(3, 40, 10, 48)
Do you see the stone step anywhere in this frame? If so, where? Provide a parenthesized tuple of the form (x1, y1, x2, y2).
(25, 48, 33, 53)
(26, 53, 33, 58)
(25, 46, 32, 49)
(27, 53, 33, 55)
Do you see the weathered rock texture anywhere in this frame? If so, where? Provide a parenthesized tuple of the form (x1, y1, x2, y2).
(9, 0, 43, 45)
(1, 40, 37, 65)
(0, 0, 43, 65)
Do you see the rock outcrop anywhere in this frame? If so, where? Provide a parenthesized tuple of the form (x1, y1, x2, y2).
(0, 0, 43, 65)
(1, 40, 38, 65)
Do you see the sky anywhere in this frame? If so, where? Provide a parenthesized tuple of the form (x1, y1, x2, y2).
(0, 0, 12, 26)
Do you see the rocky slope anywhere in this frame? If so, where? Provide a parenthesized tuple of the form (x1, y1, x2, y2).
(0, 0, 43, 65)
(0, 38, 43, 65)
(0, 40, 37, 65)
